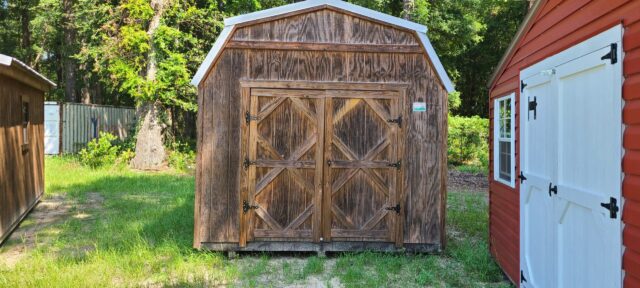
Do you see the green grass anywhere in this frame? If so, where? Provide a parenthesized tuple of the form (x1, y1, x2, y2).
(0, 156, 511, 287)
(453, 164, 489, 175)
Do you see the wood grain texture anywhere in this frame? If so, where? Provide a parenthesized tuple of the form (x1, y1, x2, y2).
(227, 40, 423, 53)
(195, 8, 448, 249)
(231, 9, 418, 45)
(0, 75, 45, 244)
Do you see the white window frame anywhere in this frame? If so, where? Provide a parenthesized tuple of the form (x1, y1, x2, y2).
(494, 93, 515, 187)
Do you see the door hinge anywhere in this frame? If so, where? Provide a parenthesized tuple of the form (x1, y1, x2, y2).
(518, 171, 527, 184)
(243, 158, 256, 170)
(387, 116, 402, 128)
(548, 182, 558, 197)
(521, 270, 527, 283)
(600, 197, 619, 219)
(242, 200, 259, 214)
(326, 159, 332, 166)
(245, 111, 260, 124)
(387, 160, 401, 170)
(385, 204, 401, 214)
(600, 43, 618, 64)
(520, 80, 527, 93)
(528, 96, 538, 120)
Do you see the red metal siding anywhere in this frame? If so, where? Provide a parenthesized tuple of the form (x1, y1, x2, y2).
(488, 0, 640, 285)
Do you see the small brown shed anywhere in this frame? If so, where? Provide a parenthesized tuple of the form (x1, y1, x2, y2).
(0, 54, 55, 244)
(191, 0, 454, 253)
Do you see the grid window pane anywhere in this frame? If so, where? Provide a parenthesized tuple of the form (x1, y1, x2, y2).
(499, 140, 511, 181)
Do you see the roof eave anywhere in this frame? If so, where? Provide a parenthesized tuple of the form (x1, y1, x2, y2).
(0, 54, 57, 91)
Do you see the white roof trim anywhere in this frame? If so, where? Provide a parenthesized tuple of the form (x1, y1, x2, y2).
(191, 26, 234, 86)
(224, 0, 427, 33)
(191, 0, 454, 93)
(416, 32, 454, 92)
(0, 53, 56, 88)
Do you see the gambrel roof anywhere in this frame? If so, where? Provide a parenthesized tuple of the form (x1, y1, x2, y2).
(191, 0, 454, 92)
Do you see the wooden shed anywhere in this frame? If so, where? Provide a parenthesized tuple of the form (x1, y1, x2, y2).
(487, 0, 640, 286)
(0, 54, 55, 244)
(191, 0, 454, 253)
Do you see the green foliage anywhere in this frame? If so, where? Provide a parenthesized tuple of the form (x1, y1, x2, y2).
(79, 132, 136, 169)
(167, 141, 196, 173)
(448, 115, 489, 166)
(79, 132, 120, 168)
(448, 91, 462, 111)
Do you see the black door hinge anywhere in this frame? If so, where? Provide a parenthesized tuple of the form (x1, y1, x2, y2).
(245, 111, 259, 124)
(242, 200, 259, 214)
(548, 183, 558, 197)
(601, 43, 618, 64)
(521, 270, 527, 283)
(326, 159, 332, 166)
(519, 171, 527, 184)
(521, 80, 527, 93)
(385, 204, 401, 214)
(387, 116, 402, 128)
(528, 96, 538, 120)
(600, 197, 619, 219)
(243, 158, 256, 170)
(387, 160, 401, 170)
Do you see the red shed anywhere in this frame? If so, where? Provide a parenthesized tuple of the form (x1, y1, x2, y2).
(487, 0, 640, 287)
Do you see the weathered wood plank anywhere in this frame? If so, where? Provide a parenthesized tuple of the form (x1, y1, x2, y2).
(227, 40, 423, 53)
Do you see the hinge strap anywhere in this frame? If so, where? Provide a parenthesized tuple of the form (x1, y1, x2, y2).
(600, 43, 617, 64)
(245, 111, 259, 124)
(385, 204, 401, 214)
(387, 116, 402, 128)
(521, 270, 527, 283)
(519, 171, 527, 184)
(528, 96, 537, 120)
(521, 80, 527, 93)
(548, 182, 558, 197)
(600, 197, 619, 219)
(387, 160, 401, 170)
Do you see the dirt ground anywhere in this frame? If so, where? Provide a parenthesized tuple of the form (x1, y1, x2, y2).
(0, 192, 104, 268)
(448, 169, 489, 193)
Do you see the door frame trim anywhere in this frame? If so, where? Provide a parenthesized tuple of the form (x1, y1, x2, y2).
(238, 80, 408, 247)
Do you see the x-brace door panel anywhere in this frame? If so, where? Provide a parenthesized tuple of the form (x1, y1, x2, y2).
(239, 84, 404, 247)
(240, 89, 325, 245)
(323, 90, 403, 245)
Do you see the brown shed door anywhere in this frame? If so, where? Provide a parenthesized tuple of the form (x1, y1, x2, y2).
(323, 91, 402, 244)
(240, 87, 403, 246)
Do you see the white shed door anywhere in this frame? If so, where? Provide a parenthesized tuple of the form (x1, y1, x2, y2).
(519, 26, 622, 288)
(44, 102, 60, 155)
(553, 44, 622, 288)
(519, 72, 557, 288)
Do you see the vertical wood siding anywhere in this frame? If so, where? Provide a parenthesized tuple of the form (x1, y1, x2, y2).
(196, 9, 448, 247)
(488, 0, 640, 284)
(61, 103, 136, 153)
(0, 75, 45, 244)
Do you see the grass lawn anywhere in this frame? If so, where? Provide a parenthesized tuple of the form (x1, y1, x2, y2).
(0, 157, 511, 287)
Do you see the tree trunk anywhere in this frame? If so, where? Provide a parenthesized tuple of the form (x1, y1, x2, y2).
(130, 101, 166, 169)
(402, 0, 414, 20)
(20, 2, 32, 62)
(130, 0, 167, 170)
(62, 0, 78, 102)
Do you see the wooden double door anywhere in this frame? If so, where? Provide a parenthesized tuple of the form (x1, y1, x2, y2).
(239, 85, 405, 247)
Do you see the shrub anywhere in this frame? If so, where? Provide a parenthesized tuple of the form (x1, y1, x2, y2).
(448, 115, 489, 166)
(79, 132, 120, 168)
(167, 141, 196, 172)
